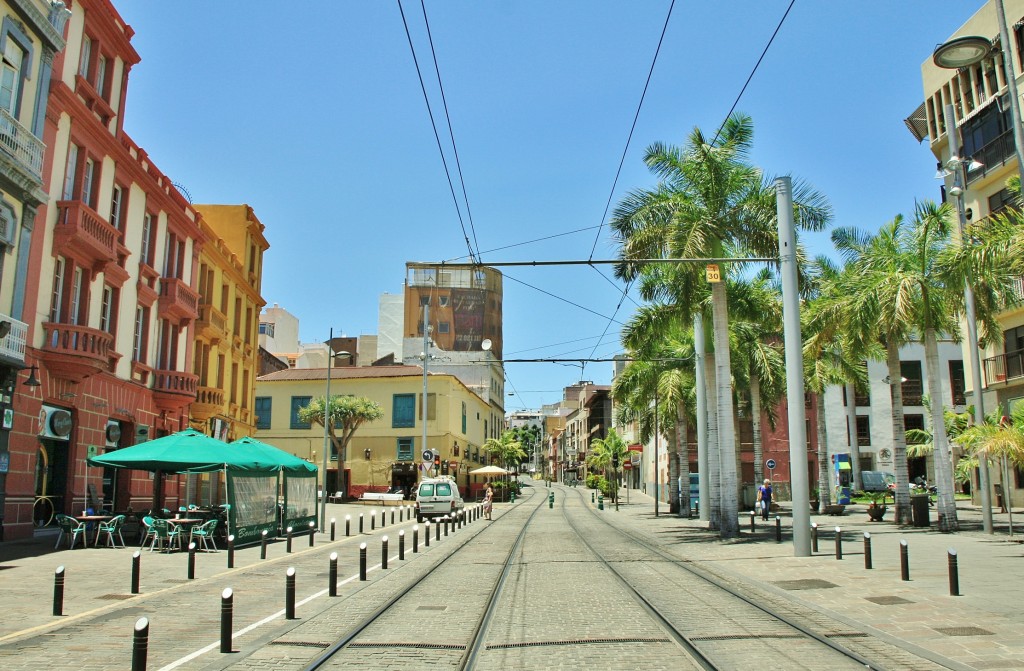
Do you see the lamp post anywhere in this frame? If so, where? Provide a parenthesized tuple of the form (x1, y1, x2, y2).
(319, 327, 350, 531)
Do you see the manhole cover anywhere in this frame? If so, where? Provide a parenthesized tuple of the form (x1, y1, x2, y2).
(934, 626, 995, 637)
(774, 579, 838, 590)
(865, 596, 913, 605)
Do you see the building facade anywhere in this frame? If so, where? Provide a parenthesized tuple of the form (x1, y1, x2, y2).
(190, 204, 268, 442)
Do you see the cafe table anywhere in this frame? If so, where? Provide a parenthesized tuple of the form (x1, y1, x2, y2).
(73, 514, 113, 547)
(167, 517, 204, 550)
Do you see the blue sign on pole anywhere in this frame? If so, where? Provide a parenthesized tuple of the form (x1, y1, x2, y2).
(765, 459, 776, 470)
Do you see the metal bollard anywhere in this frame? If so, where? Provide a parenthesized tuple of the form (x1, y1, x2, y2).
(286, 526, 293, 553)
(391, 509, 395, 525)
(188, 542, 197, 579)
(260, 530, 268, 560)
(53, 565, 65, 616)
(371, 510, 376, 530)
(598, 494, 604, 510)
(132, 617, 149, 671)
(346, 515, 351, 537)
(220, 588, 233, 653)
(329, 552, 338, 597)
(425, 522, 431, 547)
(549, 493, 553, 509)
(413, 525, 419, 553)
(444, 517, 450, 536)
(227, 535, 235, 569)
(900, 539, 910, 581)
(309, 521, 316, 547)
(359, 513, 364, 534)
(399, 530, 405, 560)
(835, 526, 843, 560)
(436, 520, 441, 541)
(330, 518, 336, 542)
(359, 543, 367, 580)
(750, 510, 756, 532)
(592, 492, 595, 503)
(811, 523, 818, 553)
(382, 536, 389, 569)
(380, 509, 385, 528)
(948, 548, 960, 596)
(775, 516, 782, 543)
(864, 532, 873, 569)
(285, 567, 296, 619)
(131, 551, 141, 594)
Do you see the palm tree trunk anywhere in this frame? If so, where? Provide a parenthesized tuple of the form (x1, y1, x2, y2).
(845, 382, 863, 490)
(816, 392, 831, 507)
(706, 354, 721, 530)
(695, 313, 710, 522)
(887, 342, 912, 525)
(924, 328, 959, 531)
(668, 421, 679, 514)
(751, 370, 763, 485)
(677, 401, 691, 517)
(712, 282, 739, 537)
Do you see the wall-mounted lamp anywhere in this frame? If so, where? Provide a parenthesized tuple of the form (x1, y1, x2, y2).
(23, 365, 41, 387)
(364, 448, 371, 460)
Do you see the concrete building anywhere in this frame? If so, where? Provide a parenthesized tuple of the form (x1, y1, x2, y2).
(190, 204, 268, 442)
(253, 365, 492, 499)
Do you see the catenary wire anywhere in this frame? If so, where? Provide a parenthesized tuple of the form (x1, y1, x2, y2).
(397, 0, 477, 263)
(502, 272, 627, 325)
(442, 224, 603, 264)
(419, 0, 482, 261)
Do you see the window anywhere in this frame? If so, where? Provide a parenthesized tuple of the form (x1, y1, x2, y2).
(255, 397, 271, 429)
(439, 295, 449, 307)
(949, 360, 966, 406)
(50, 256, 65, 322)
(164, 232, 184, 279)
(417, 393, 436, 421)
(397, 437, 414, 461)
(855, 416, 870, 446)
(78, 35, 91, 79)
(0, 37, 23, 115)
(95, 56, 106, 98)
(900, 361, 924, 406)
(461, 401, 467, 434)
(290, 396, 312, 429)
(904, 414, 924, 445)
(69, 267, 84, 324)
(438, 322, 450, 334)
(140, 213, 153, 266)
(110, 185, 123, 232)
(62, 144, 78, 200)
(393, 394, 415, 428)
(259, 322, 275, 337)
(419, 295, 430, 306)
(81, 158, 95, 208)
(989, 188, 1015, 216)
(99, 285, 116, 333)
(132, 307, 149, 362)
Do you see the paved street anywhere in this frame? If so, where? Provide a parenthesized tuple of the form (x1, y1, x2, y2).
(0, 487, 1022, 669)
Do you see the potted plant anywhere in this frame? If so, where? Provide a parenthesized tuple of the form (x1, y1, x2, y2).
(810, 487, 820, 513)
(866, 491, 888, 521)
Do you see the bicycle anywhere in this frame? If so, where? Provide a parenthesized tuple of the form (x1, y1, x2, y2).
(33, 495, 57, 527)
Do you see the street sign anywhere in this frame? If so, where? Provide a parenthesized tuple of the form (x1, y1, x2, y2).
(765, 458, 776, 470)
(623, 460, 633, 470)
(422, 449, 434, 462)
(705, 264, 721, 283)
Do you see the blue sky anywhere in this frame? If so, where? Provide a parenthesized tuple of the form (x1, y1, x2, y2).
(115, 1, 978, 411)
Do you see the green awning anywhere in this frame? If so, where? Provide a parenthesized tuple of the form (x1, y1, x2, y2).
(838, 462, 851, 470)
(230, 437, 317, 474)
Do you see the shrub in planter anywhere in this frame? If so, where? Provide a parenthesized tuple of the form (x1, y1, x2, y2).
(586, 474, 601, 489)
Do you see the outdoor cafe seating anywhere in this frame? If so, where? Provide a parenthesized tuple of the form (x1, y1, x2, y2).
(54, 514, 87, 549)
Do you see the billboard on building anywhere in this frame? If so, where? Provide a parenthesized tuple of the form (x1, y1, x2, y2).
(451, 288, 485, 351)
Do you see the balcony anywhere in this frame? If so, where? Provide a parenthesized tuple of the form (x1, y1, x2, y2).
(38, 322, 114, 383)
(0, 313, 27, 364)
(0, 106, 43, 182)
(189, 385, 224, 422)
(158, 277, 199, 323)
(196, 303, 227, 343)
(983, 349, 1024, 387)
(151, 369, 198, 413)
(52, 200, 118, 274)
(966, 129, 1015, 186)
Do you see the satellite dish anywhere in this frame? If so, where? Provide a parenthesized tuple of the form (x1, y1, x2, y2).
(481, 339, 492, 351)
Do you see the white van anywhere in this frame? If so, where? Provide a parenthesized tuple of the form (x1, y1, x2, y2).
(415, 477, 464, 522)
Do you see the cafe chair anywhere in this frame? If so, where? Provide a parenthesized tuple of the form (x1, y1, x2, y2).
(139, 516, 156, 547)
(190, 519, 219, 552)
(55, 514, 86, 549)
(148, 518, 181, 552)
(96, 514, 126, 548)
(187, 504, 199, 511)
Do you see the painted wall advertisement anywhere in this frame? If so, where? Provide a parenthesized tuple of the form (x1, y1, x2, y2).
(451, 288, 485, 351)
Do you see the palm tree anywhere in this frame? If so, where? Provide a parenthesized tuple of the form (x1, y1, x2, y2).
(907, 398, 973, 492)
(483, 431, 526, 473)
(588, 428, 631, 504)
(612, 114, 831, 537)
(298, 395, 383, 499)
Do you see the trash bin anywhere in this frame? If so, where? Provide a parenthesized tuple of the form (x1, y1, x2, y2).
(911, 494, 930, 527)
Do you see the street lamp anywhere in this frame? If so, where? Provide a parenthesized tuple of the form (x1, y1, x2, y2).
(319, 326, 350, 531)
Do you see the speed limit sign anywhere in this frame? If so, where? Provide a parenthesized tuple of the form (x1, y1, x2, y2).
(765, 458, 776, 470)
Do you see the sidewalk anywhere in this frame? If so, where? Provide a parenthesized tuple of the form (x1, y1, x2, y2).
(589, 485, 1024, 670)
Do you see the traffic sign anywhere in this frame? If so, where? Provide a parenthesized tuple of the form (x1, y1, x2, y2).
(623, 461, 633, 470)
(422, 449, 434, 462)
(765, 458, 776, 470)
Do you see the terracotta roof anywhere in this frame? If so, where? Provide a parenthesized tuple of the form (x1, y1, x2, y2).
(258, 365, 425, 382)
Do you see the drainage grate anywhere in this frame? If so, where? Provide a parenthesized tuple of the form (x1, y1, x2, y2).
(690, 633, 800, 642)
(865, 596, 913, 606)
(489, 637, 669, 650)
(96, 594, 135, 600)
(349, 642, 467, 650)
(773, 579, 839, 590)
(416, 605, 447, 611)
(268, 640, 332, 648)
(933, 626, 995, 637)
(163, 579, 190, 584)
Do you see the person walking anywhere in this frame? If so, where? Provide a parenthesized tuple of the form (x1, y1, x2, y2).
(756, 479, 772, 521)
(484, 484, 494, 521)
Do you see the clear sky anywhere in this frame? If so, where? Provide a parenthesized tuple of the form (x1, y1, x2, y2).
(115, 1, 979, 412)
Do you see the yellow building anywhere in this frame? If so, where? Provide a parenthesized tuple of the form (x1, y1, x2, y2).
(253, 364, 492, 500)
(189, 204, 268, 441)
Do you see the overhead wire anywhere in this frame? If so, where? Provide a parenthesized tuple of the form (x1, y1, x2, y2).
(442, 224, 603, 264)
(503, 272, 627, 325)
(396, 0, 477, 263)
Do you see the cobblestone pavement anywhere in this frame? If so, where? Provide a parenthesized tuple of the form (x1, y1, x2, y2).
(1, 487, 1022, 669)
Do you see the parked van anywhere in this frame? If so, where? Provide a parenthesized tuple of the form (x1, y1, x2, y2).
(415, 477, 465, 522)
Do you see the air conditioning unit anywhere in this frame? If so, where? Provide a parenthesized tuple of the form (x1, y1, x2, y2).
(135, 425, 150, 443)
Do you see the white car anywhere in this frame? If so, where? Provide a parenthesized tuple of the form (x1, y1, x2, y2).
(415, 477, 464, 522)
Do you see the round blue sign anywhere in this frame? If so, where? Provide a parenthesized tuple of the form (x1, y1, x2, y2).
(765, 459, 777, 470)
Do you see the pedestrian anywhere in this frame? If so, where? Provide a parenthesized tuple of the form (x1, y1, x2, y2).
(484, 484, 494, 520)
(757, 479, 772, 521)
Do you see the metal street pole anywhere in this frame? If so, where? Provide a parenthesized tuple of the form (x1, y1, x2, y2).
(654, 387, 659, 517)
(776, 177, 810, 556)
(945, 104, 994, 534)
(422, 300, 430, 475)
(995, 0, 1024, 186)
(320, 327, 333, 531)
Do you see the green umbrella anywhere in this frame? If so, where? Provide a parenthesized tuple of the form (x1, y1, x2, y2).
(87, 428, 233, 473)
(229, 437, 317, 473)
